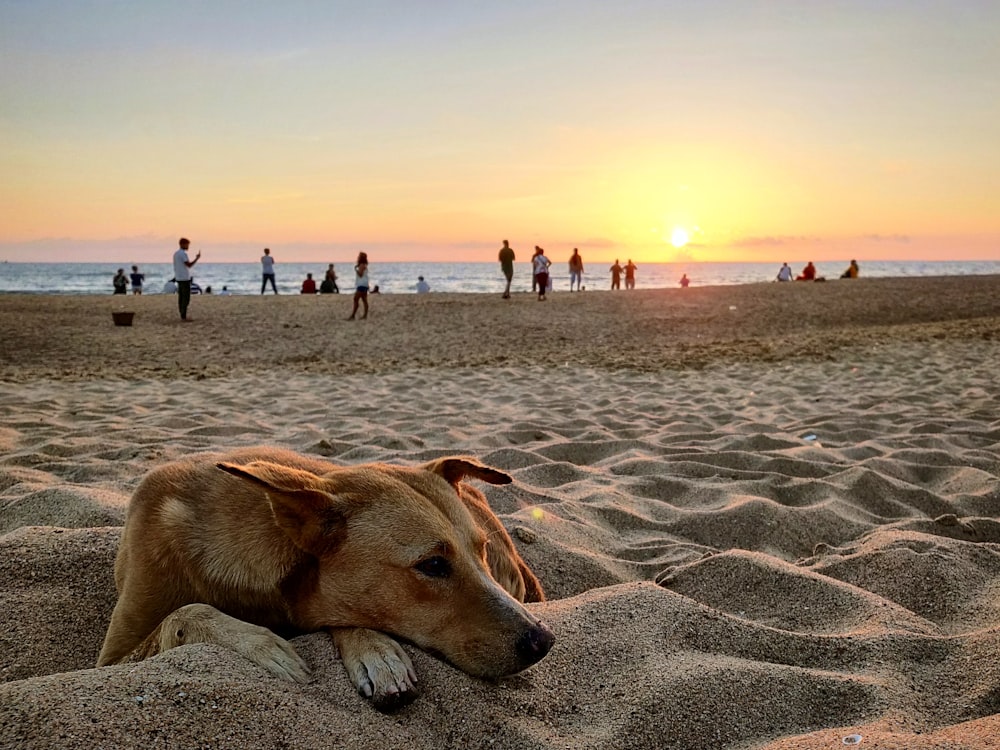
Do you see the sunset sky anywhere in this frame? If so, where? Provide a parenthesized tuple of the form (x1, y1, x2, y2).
(1, 1, 998, 264)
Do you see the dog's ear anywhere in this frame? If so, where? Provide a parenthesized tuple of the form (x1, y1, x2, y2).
(423, 457, 512, 486)
(217, 461, 345, 555)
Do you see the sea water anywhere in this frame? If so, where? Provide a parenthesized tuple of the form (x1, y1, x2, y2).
(1, 260, 998, 296)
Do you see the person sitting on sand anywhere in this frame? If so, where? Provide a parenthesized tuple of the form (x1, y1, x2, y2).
(301, 273, 317, 294)
(113, 269, 128, 295)
(321, 264, 339, 294)
(776, 263, 793, 282)
(679, 273, 690, 288)
(796, 262, 817, 281)
(415, 276, 430, 293)
(840, 259, 860, 279)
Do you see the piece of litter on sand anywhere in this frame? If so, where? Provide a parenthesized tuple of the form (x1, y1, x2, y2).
(802, 434, 818, 441)
(842, 734, 862, 745)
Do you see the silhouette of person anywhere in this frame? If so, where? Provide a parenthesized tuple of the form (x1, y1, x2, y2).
(498, 240, 515, 299)
(113, 268, 128, 295)
(679, 273, 690, 288)
(301, 273, 317, 294)
(348, 252, 369, 320)
(624, 260, 638, 290)
(796, 262, 816, 281)
(129, 265, 145, 295)
(172, 238, 201, 321)
(610, 259, 623, 290)
(568, 248, 584, 291)
(261, 248, 278, 294)
(532, 247, 551, 301)
(321, 263, 340, 293)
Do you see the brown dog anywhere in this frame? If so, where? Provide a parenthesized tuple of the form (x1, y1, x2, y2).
(97, 447, 553, 710)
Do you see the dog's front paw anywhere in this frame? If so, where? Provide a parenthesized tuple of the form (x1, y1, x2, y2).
(162, 604, 311, 685)
(331, 627, 418, 711)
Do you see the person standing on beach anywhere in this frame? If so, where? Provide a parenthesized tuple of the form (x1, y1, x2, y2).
(172, 238, 201, 321)
(568, 248, 584, 291)
(624, 259, 638, 290)
(610, 259, 623, 290)
(348, 252, 369, 320)
(113, 269, 128, 295)
(260, 248, 278, 294)
(532, 246, 551, 301)
(129, 265, 145, 295)
(498, 240, 515, 299)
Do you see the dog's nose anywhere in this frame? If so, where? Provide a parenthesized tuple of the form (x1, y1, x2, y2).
(515, 621, 555, 666)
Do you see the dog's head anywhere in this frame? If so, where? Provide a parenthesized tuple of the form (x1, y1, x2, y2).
(216, 456, 554, 679)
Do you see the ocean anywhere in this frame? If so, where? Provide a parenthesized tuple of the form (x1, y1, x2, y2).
(1, 260, 999, 296)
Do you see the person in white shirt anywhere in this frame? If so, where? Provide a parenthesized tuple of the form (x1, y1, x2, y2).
(172, 238, 201, 320)
(532, 247, 552, 301)
(415, 276, 430, 294)
(261, 248, 277, 294)
(776, 263, 793, 282)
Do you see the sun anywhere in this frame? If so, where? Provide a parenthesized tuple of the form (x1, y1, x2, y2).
(670, 226, 690, 248)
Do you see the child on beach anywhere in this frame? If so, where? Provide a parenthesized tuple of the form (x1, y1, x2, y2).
(130, 265, 144, 295)
(348, 252, 370, 320)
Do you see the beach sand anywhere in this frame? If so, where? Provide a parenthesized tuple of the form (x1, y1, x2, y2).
(2, 275, 1000, 749)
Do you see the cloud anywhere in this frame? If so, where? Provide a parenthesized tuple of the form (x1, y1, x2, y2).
(862, 233, 911, 243)
(729, 235, 820, 248)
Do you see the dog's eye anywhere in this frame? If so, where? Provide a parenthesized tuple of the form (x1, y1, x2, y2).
(414, 556, 451, 579)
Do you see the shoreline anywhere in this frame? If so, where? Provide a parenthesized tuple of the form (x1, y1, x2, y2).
(2, 274, 999, 383)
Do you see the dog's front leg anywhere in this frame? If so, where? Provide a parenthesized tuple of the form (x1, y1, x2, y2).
(330, 627, 418, 711)
(124, 603, 311, 684)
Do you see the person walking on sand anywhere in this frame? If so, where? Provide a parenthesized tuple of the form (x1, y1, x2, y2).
(610, 259, 623, 290)
(130, 265, 145, 295)
(624, 259, 638, 290)
(776, 262, 793, 282)
(348, 252, 370, 320)
(568, 248, 584, 292)
(260, 248, 278, 294)
(113, 268, 128, 295)
(498, 240, 515, 299)
(532, 246, 551, 301)
(172, 238, 201, 321)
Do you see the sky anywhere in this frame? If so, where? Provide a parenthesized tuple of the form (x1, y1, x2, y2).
(1, 0, 998, 264)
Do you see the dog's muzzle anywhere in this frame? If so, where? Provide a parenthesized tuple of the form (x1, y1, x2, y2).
(515, 621, 556, 668)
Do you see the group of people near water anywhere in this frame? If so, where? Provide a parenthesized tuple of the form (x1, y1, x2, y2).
(115, 239, 863, 322)
(776, 260, 860, 282)
(500, 242, 650, 300)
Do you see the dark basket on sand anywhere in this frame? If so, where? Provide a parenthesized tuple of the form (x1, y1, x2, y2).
(111, 311, 135, 327)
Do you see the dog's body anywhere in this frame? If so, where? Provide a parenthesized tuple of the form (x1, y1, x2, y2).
(97, 447, 553, 709)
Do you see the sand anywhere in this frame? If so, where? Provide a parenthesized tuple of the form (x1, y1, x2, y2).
(2, 275, 1000, 749)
